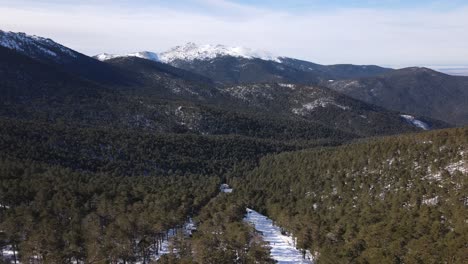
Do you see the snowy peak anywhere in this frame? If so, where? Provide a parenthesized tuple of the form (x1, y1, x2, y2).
(95, 51, 159, 62)
(95, 53, 121, 61)
(95, 43, 279, 63)
(0, 30, 77, 60)
(158, 42, 280, 63)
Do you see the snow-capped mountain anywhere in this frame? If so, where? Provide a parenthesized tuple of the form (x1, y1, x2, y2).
(95, 42, 279, 63)
(0, 30, 78, 61)
(158, 42, 280, 63)
(95, 42, 393, 85)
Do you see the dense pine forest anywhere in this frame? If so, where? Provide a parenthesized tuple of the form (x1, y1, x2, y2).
(0, 117, 297, 263)
(0, 118, 307, 177)
(0, 159, 220, 263)
(235, 127, 467, 263)
(1, 126, 466, 263)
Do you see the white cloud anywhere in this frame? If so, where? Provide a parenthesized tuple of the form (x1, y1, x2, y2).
(0, 1, 467, 66)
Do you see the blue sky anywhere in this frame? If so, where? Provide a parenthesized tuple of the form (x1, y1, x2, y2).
(7, 0, 467, 10)
(0, 0, 467, 66)
(231, 0, 467, 10)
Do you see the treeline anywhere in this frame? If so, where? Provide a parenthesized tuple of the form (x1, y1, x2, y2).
(235, 127, 468, 263)
(0, 159, 220, 263)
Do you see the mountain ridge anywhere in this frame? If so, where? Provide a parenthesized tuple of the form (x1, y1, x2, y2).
(93, 41, 393, 84)
(326, 67, 468, 125)
(95, 42, 280, 63)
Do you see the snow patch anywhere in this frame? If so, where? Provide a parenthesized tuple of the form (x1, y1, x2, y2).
(224, 84, 274, 101)
(445, 160, 467, 174)
(1, 245, 18, 263)
(138, 219, 196, 263)
(292, 98, 350, 115)
(400, 115, 429, 130)
(244, 208, 314, 264)
(422, 196, 439, 206)
(425, 158, 467, 182)
(278, 83, 296, 89)
(220, 183, 233, 193)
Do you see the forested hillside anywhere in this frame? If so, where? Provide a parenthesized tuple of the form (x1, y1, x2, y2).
(0, 118, 312, 177)
(236, 127, 468, 263)
(0, 160, 220, 263)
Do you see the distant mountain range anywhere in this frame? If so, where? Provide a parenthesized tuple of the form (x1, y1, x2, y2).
(0, 29, 448, 141)
(92, 42, 468, 126)
(95, 42, 393, 84)
(430, 66, 468, 76)
(0, 29, 466, 128)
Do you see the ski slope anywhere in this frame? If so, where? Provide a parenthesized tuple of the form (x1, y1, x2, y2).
(244, 208, 314, 264)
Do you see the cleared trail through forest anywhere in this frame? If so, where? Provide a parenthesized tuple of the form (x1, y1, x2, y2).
(244, 208, 314, 264)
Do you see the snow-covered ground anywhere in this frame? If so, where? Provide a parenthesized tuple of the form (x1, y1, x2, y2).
(1, 219, 197, 264)
(400, 114, 429, 130)
(150, 218, 196, 262)
(244, 208, 314, 264)
(220, 183, 233, 193)
(292, 98, 350, 115)
(1, 245, 18, 263)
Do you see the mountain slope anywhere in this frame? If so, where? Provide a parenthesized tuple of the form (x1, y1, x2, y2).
(169, 56, 322, 85)
(0, 46, 105, 100)
(326, 67, 468, 125)
(0, 45, 358, 142)
(0, 30, 132, 85)
(0, 45, 163, 130)
(104, 56, 222, 101)
(280, 57, 392, 79)
(221, 83, 449, 136)
(238, 127, 468, 263)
